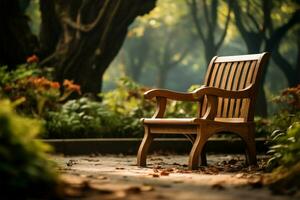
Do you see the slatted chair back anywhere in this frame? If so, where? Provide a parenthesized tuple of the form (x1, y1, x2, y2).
(199, 53, 269, 122)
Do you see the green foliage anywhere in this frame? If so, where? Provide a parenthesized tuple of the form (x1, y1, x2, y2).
(267, 122, 300, 169)
(101, 77, 155, 136)
(269, 85, 300, 132)
(165, 84, 200, 118)
(0, 64, 53, 116)
(254, 117, 271, 137)
(269, 111, 300, 133)
(0, 100, 57, 197)
(255, 85, 300, 138)
(0, 64, 42, 87)
(101, 77, 153, 116)
(45, 97, 124, 138)
(0, 64, 81, 117)
(265, 85, 300, 195)
(47, 77, 204, 138)
(266, 122, 300, 195)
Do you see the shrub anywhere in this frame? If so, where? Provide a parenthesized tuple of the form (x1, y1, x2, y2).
(46, 77, 155, 138)
(270, 84, 300, 132)
(266, 122, 300, 195)
(265, 85, 300, 195)
(254, 117, 271, 138)
(254, 85, 300, 138)
(45, 97, 125, 138)
(0, 64, 81, 117)
(267, 122, 300, 169)
(0, 99, 58, 198)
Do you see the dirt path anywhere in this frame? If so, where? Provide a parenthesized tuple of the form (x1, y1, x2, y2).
(53, 154, 298, 200)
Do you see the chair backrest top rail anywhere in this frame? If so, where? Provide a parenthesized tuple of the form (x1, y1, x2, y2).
(214, 53, 265, 63)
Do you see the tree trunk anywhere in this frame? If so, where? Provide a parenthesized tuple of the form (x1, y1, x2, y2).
(0, 0, 38, 68)
(39, 0, 61, 59)
(40, 0, 156, 96)
(157, 66, 168, 88)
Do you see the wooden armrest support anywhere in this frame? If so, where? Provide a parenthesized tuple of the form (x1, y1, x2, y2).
(144, 87, 205, 118)
(144, 89, 199, 101)
(193, 84, 254, 99)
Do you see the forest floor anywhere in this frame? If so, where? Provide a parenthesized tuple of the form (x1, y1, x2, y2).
(53, 154, 299, 200)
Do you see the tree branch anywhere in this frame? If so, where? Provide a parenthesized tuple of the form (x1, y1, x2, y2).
(62, 0, 109, 32)
(272, 48, 297, 86)
(246, 0, 260, 32)
(215, 0, 232, 51)
(266, 9, 300, 51)
(232, 1, 250, 42)
(211, 0, 218, 33)
(203, 0, 212, 33)
(187, 0, 205, 41)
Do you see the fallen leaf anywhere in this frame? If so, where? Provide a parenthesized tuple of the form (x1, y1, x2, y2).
(115, 167, 125, 170)
(211, 183, 225, 190)
(166, 168, 175, 172)
(228, 159, 238, 165)
(66, 159, 78, 167)
(125, 186, 142, 194)
(160, 171, 170, 176)
(153, 165, 162, 169)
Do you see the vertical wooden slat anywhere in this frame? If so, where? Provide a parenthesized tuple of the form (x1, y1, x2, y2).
(234, 61, 251, 117)
(198, 53, 267, 121)
(204, 58, 218, 85)
(202, 63, 220, 117)
(213, 63, 226, 117)
(200, 96, 207, 117)
(226, 62, 238, 117)
(213, 62, 226, 87)
(246, 61, 257, 86)
(240, 61, 257, 118)
(217, 62, 232, 117)
(250, 61, 259, 84)
(230, 62, 244, 117)
(208, 63, 220, 86)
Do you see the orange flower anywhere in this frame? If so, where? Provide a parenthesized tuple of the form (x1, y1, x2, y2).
(68, 84, 81, 94)
(63, 79, 81, 94)
(63, 79, 73, 88)
(26, 54, 39, 63)
(51, 82, 60, 89)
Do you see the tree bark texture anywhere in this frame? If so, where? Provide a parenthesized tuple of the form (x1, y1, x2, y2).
(40, 0, 156, 96)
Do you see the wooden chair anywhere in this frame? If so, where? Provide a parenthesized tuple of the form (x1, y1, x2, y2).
(137, 52, 270, 170)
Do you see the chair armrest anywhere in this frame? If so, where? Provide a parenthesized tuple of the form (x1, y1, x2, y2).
(143, 87, 205, 118)
(193, 84, 254, 99)
(193, 84, 254, 120)
(144, 89, 199, 101)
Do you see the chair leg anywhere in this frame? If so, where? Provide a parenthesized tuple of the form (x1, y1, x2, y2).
(245, 136, 257, 166)
(137, 126, 154, 167)
(240, 126, 257, 166)
(200, 143, 207, 166)
(188, 127, 208, 170)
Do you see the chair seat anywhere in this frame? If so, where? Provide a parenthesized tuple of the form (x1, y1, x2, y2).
(142, 118, 200, 125)
(142, 117, 249, 125)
